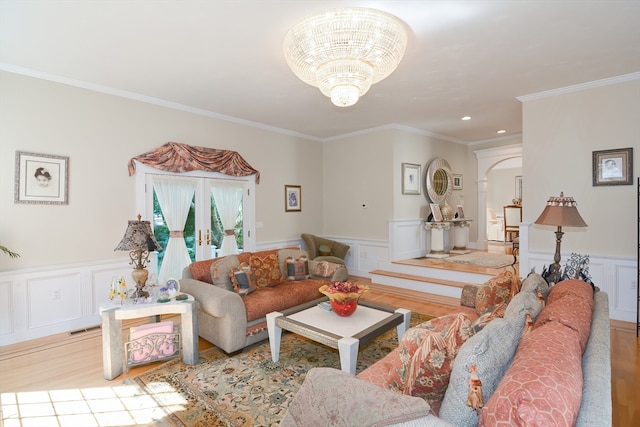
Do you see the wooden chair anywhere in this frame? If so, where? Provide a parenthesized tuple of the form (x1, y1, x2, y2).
(503, 204, 522, 242)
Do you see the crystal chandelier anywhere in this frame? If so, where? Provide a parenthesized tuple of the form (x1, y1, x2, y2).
(283, 7, 408, 107)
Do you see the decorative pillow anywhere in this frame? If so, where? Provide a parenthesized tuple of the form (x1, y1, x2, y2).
(440, 314, 527, 427)
(230, 263, 257, 296)
(210, 255, 239, 291)
(277, 249, 308, 277)
(460, 284, 479, 308)
(480, 320, 584, 426)
(475, 270, 516, 316)
(387, 313, 473, 407)
(286, 256, 310, 281)
(534, 279, 594, 352)
(249, 252, 283, 287)
(312, 260, 340, 278)
(280, 367, 431, 427)
(470, 302, 507, 333)
(520, 271, 551, 299)
(318, 243, 333, 256)
(188, 259, 216, 284)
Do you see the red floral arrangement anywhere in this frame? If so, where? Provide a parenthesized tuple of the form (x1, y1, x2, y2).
(319, 281, 369, 301)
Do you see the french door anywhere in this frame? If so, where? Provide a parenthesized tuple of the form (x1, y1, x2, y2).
(135, 165, 255, 283)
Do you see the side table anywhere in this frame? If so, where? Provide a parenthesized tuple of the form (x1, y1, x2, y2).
(100, 294, 199, 380)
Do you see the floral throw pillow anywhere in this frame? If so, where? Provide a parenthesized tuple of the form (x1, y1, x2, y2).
(475, 270, 516, 315)
(249, 252, 283, 287)
(387, 313, 473, 407)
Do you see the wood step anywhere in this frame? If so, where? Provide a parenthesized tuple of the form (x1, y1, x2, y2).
(366, 280, 461, 309)
(369, 269, 468, 289)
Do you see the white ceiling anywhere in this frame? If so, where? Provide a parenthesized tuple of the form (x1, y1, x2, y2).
(1, 1, 639, 143)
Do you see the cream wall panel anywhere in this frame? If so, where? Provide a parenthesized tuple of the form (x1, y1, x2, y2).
(27, 273, 82, 328)
(522, 78, 639, 260)
(0, 71, 322, 270)
(0, 280, 13, 335)
(322, 130, 393, 240)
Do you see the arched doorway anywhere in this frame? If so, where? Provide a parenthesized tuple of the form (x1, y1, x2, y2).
(474, 144, 522, 249)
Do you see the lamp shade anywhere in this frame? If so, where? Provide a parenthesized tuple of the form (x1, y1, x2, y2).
(114, 216, 162, 252)
(534, 192, 587, 228)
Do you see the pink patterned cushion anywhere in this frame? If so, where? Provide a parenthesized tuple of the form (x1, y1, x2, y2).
(480, 320, 583, 426)
(189, 258, 216, 284)
(281, 367, 431, 427)
(357, 348, 402, 388)
(386, 313, 473, 408)
(249, 250, 283, 288)
(475, 271, 516, 315)
(535, 279, 594, 352)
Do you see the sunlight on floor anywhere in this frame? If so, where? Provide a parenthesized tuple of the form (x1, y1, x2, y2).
(1, 382, 186, 427)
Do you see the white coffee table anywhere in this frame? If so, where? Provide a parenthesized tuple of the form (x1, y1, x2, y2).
(99, 294, 198, 380)
(266, 297, 410, 375)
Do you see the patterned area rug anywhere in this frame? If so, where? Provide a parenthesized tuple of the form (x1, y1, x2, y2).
(443, 252, 515, 268)
(129, 312, 432, 427)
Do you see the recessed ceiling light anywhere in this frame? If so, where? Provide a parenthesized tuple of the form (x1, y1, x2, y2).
(497, 129, 506, 134)
(461, 116, 471, 121)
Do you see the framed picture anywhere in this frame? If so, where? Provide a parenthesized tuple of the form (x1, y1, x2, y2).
(430, 203, 443, 222)
(592, 147, 633, 186)
(402, 163, 421, 195)
(165, 278, 180, 295)
(456, 205, 465, 219)
(15, 151, 69, 205)
(515, 175, 523, 199)
(452, 174, 463, 190)
(284, 185, 302, 212)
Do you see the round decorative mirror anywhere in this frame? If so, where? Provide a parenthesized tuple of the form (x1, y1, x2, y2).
(425, 158, 453, 205)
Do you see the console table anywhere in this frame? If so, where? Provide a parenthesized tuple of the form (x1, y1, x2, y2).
(425, 219, 473, 257)
(450, 219, 473, 254)
(100, 295, 199, 380)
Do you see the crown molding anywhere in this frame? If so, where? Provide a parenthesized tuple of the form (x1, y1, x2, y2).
(517, 72, 640, 102)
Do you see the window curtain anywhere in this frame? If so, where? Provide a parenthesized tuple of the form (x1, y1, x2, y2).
(153, 175, 197, 284)
(128, 142, 260, 183)
(211, 181, 243, 256)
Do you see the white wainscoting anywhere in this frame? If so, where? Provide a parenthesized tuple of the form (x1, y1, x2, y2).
(3, 228, 633, 346)
(519, 223, 637, 323)
(0, 259, 137, 346)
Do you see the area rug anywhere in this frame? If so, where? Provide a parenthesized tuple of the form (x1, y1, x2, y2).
(129, 312, 432, 427)
(443, 251, 515, 269)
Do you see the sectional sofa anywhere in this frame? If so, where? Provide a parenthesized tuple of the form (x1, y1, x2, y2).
(282, 272, 611, 426)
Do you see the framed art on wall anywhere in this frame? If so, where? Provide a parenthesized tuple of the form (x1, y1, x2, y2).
(592, 147, 633, 186)
(15, 151, 69, 205)
(452, 174, 463, 190)
(402, 163, 421, 195)
(285, 185, 302, 212)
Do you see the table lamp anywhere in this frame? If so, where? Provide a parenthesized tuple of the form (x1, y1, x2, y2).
(534, 192, 587, 283)
(114, 215, 162, 299)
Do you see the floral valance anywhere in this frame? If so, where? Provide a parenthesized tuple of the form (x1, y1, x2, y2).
(128, 142, 260, 183)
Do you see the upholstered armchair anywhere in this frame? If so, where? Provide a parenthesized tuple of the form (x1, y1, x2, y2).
(300, 233, 350, 266)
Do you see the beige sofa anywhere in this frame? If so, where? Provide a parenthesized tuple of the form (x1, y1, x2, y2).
(180, 248, 348, 354)
(282, 273, 611, 427)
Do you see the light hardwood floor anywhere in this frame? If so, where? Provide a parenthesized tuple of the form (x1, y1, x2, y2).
(1, 258, 638, 426)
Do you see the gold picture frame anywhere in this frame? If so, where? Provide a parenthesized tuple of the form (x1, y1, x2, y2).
(592, 147, 633, 186)
(285, 185, 302, 212)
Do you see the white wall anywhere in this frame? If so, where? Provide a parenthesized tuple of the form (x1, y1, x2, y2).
(0, 71, 324, 270)
(522, 77, 639, 259)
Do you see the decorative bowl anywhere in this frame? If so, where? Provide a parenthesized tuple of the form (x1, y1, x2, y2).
(319, 281, 369, 317)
